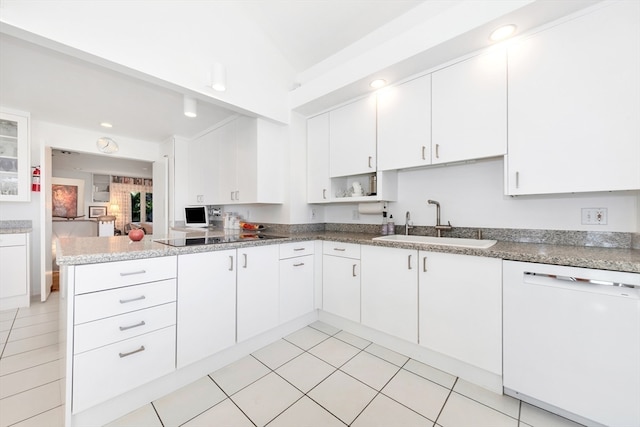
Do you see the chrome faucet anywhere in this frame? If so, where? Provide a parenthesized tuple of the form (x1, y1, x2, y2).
(405, 211, 414, 235)
(427, 199, 452, 237)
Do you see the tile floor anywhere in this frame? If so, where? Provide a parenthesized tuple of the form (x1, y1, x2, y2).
(1, 294, 585, 427)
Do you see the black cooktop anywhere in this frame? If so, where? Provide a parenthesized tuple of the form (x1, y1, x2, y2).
(154, 234, 286, 247)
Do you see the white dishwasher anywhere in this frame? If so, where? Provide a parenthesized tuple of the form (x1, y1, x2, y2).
(503, 261, 640, 427)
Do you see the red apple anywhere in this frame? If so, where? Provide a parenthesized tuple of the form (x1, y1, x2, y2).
(128, 228, 144, 241)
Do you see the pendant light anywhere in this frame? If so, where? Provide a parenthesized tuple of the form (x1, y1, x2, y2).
(183, 96, 197, 118)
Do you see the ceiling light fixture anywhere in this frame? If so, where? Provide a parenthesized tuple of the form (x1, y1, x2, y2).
(370, 79, 387, 89)
(100, 122, 113, 128)
(183, 95, 197, 118)
(210, 62, 226, 92)
(489, 24, 517, 41)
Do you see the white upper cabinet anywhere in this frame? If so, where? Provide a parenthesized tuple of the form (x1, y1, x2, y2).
(377, 75, 431, 170)
(329, 96, 377, 177)
(187, 127, 219, 205)
(432, 49, 507, 164)
(0, 110, 30, 202)
(307, 113, 330, 203)
(506, 1, 640, 195)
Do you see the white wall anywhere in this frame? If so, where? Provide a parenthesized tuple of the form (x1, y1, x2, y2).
(325, 158, 639, 233)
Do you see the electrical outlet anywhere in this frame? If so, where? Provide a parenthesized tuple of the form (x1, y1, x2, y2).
(310, 208, 316, 220)
(352, 209, 360, 220)
(581, 208, 608, 225)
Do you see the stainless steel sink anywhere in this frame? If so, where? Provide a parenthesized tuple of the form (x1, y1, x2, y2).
(373, 234, 497, 249)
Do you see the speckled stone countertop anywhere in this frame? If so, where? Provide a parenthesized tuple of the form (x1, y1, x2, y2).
(56, 231, 640, 273)
(0, 220, 32, 234)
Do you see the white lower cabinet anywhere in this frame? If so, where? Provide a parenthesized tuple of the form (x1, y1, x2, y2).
(279, 242, 315, 324)
(361, 245, 418, 343)
(177, 250, 236, 368)
(418, 251, 502, 374)
(237, 245, 280, 342)
(0, 232, 30, 310)
(322, 242, 361, 323)
(71, 256, 177, 414)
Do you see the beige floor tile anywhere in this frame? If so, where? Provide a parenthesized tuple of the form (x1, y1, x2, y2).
(252, 339, 303, 370)
(12, 311, 58, 329)
(519, 402, 585, 427)
(231, 372, 303, 426)
(340, 351, 400, 390)
(182, 398, 254, 427)
(0, 310, 17, 323)
(285, 326, 330, 350)
(382, 369, 449, 421)
(0, 344, 60, 376)
(309, 337, 360, 368)
(404, 359, 456, 389)
(267, 396, 345, 427)
(364, 343, 409, 367)
(453, 379, 520, 418)
(105, 403, 162, 427)
(10, 405, 63, 427)
(0, 320, 13, 333)
(437, 392, 518, 427)
(0, 380, 62, 427)
(276, 352, 335, 393)
(308, 321, 340, 336)
(352, 393, 433, 427)
(1, 331, 59, 357)
(6, 321, 58, 342)
(334, 331, 371, 349)
(153, 377, 226, 427)
(210, 355, 271, 396)
(308, 370, 377, 425)
(0, 331, 8, 345)
(15, 302, 58, 319)
(0, 360, 61, 399)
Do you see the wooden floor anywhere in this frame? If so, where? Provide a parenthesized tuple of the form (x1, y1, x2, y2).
(51, 271, 59, 292)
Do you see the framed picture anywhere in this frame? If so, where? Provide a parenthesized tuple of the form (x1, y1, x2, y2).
(88, 206, 107, 218)
(52, 177, 85, 219)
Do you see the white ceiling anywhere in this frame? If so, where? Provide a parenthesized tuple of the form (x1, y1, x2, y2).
(0, 0, 423, 143)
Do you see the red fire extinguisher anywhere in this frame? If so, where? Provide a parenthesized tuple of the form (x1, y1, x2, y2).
(32, 166, 41, 192)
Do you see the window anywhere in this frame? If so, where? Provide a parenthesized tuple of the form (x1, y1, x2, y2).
(130, 191, 153, 223)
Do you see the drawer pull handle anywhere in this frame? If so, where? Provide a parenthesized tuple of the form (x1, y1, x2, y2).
(119, 321, 146, 331)
(119, 270, 146, 277)
(293, 262, 305, 267)
(333, 248, 346, 252)
(119, 345, 145, 358)
(119, 295, 146, 304)
(229, 255, 234, 271)
(293, 248, 306, 251)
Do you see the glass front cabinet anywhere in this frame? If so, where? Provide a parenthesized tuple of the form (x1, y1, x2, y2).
(0, 110, 31, 202)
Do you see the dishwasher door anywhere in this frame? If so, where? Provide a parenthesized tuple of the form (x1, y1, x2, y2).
(503, 261, 640, 427)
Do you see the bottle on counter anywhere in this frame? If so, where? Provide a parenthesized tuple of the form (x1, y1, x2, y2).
(381, 211, 388, 235)
(387, 214, 395, 235)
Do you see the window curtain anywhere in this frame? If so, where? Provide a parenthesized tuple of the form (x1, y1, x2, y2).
(110, 182, 152, 232)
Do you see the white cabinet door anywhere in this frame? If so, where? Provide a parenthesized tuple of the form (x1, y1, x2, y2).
(418, 251, 502, 375)
(377, 75, 431, 170)
(0, 110, 30, 202)
(0, 233, 29, 310)
(177, 250, 236, 368)
(216, 119, 238, 203)
(506, 1, 640, 195)
(432, 49, 506, 164)
(307, 113, 331, 203)
(188, 128, 220, 204)
(322, 254, 360, 323)
(329, 96, 377, 177)
(237, 245, 280, 342)
(361, 245, 418, 343)
(279, 254, 314, 324)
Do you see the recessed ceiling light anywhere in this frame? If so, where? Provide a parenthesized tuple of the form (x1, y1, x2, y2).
(370, 79, 387, 89)
(183, 95, 197, 118)
(100, 122, 113, 128)
(489, 24, 517, 42)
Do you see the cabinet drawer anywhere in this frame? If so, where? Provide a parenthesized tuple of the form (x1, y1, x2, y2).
(74, 302, 176, 354)
(75, 256, 177, 294)
(75, 279, 176, 325)
(0, 233, 26, 247)
(72, 325, 176, 414)
(280, 241, 315, 259)
(322, 241, 360, 259)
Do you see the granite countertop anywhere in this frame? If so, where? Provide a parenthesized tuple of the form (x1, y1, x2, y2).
(0, 220, 33, 234)
(56, 231, 640, 273)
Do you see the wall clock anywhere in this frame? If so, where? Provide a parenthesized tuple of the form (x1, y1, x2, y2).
(96, 137, 119, 154)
